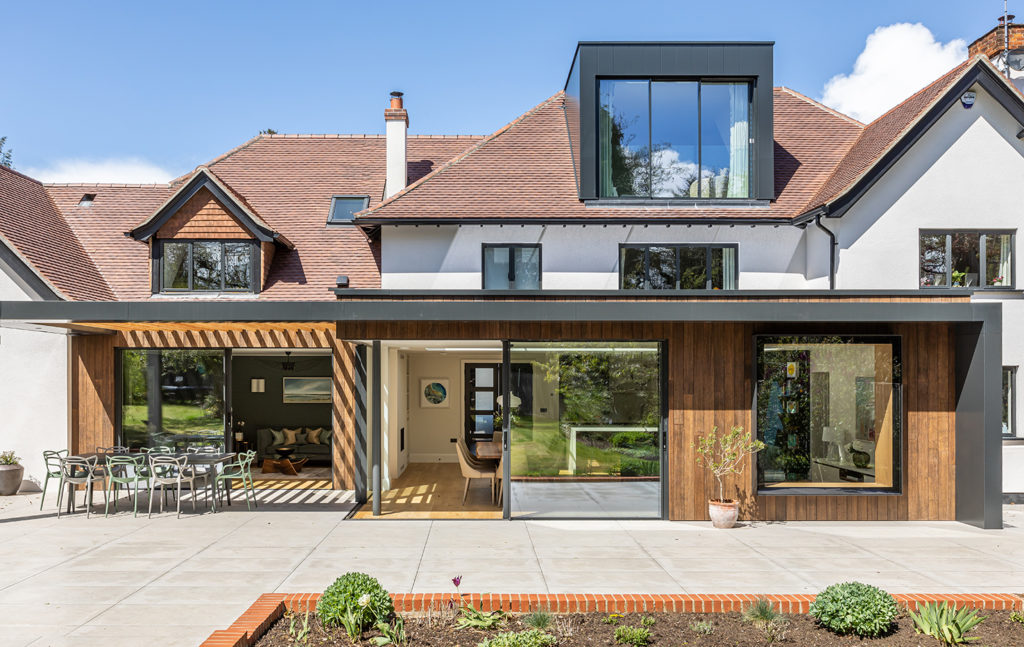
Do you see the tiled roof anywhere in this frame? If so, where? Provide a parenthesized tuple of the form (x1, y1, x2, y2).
(0, 166, 113, 300)
(43, 135, 481, 300)
(804, 58, 978, 211)
(358, 88, 865, 222)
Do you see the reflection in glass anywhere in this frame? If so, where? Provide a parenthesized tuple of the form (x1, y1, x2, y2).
(951, 232, 980, 287)
(647, 247, 677, 289)
(620, 247, 646, 289)
(483, 246, 511, 289)
(162, 242, 190, 289)
(756, 336, 901, 490)
(483, 246, 540, 290)
(651, 81, 699, 197)
(120, 350, 225, 451)
(621, 245, 737, 290)
(192, 242, 222, 291)
(700, 83, 751, 198)
(512, 247, 541, 289)
(223, 242, 252, 290)
(986, 233, 1012, 287)
(508, 342, 662, 518)
(919, 234, 947, 286)
(678, 247, 707, 289)
(599, 80, 650, 197)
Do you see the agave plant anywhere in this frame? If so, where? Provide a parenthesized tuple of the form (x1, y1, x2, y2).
(908, 601, 986, 645)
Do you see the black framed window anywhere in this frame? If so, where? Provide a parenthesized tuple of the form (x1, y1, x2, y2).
(919, 230, 1014, 288)
(620, 244, 737, 290)
(328, 195, 370, 224)
(157, 240, 256, 293)
(482, 244, 541, 289)
(598, 79, 752, 199)
(755, 335, 902, 493)
(1004, 367, 1018, 439)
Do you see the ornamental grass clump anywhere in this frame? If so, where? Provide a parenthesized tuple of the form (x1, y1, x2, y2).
(316, 572, 395, 641)
(809, 581, 900, 638)
(477, 629, 557, 647)
(742, 597, 789, 644)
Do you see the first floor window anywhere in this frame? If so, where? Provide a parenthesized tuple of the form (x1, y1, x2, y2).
(482, 244, 541, 289)
(755, 335, 902, 492)
(620, 244, 737, 289)
(919, 230, 1014, 288)
(1004, 367, 1017, 438)
(159, 240, 255, 292)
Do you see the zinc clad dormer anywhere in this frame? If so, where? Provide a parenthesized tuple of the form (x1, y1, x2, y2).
(565, 42, 774, 203)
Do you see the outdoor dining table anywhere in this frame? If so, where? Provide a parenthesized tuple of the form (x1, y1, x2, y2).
(67, 451, 237, 514)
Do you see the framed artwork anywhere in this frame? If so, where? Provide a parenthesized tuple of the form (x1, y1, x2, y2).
(282, 377, 332, 404)
(420, 378, 450, 408)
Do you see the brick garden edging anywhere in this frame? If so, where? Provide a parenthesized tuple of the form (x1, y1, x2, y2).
(200, 592, 1024, 647)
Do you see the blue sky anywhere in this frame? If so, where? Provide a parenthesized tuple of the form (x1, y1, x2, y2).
(0, 0, 1003, 181)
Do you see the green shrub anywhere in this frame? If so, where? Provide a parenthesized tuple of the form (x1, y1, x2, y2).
(640, 615, 655, 627)
(1011, 610, 1024, 625)
(457, 605, 505, 630)
(619, 457, 659, 476)
(809, 581, 899, 638)
(316, 572, 394, 640)
(0, 451, 19, 465)
(522, 610, 552, 630)
(477, 629, 557, 647)
(908, 602, 985, 645)
(611, 431, 654, 448)
(613, 625, 651, 646)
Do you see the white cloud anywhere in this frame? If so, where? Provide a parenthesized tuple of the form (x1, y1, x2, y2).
(23, 157, 175, 183)
(820, 23, 967, 123)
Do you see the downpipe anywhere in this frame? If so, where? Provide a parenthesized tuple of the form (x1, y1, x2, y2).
(815, 214, 838, 290)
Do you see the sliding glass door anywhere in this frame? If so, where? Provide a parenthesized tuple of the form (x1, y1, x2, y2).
(505, 341, 664, 518)
(120, 349, 227, 451)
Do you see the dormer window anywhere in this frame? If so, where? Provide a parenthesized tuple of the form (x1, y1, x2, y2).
(78, 193, 95, 207)
(328, 195, 370, 224)
(158, 240, 256, 293)
(599, 80, 752, 198)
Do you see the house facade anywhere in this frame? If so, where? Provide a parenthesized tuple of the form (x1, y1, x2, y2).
(0, 37, 1016, 527)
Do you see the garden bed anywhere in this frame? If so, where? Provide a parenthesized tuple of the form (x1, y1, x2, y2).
(254, 609, 1024, 646)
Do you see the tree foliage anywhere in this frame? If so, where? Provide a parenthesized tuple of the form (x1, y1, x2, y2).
(0, 137, 12, 168)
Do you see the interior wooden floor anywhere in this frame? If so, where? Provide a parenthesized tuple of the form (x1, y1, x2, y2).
(353, 462, 502, 520)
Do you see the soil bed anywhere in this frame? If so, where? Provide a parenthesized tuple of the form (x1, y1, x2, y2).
(256, 610, 1023, 646)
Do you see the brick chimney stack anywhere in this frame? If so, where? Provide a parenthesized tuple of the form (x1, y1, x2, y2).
(384, 91, 408, 200)
(968, 16, 1024, 59)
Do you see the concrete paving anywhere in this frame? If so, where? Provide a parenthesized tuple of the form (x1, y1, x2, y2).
(1, 490, 1022, 647)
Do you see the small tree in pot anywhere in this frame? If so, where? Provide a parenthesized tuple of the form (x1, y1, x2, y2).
(693, 426, 764, 528)
(0, 451, 24, 496)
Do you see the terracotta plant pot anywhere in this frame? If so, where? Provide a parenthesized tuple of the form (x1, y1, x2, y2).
(708, 499, 739, 529)
(0, 464, 24, 496)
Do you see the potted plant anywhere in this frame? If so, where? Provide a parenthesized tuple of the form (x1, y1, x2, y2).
(0, 451, 24, 496)
(693, 426, 765, 529)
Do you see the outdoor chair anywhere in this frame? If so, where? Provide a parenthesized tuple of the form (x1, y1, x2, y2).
(56, 455, 107, 519)
(39, 449, 68, 511)
(212, 450, 257, 512)
(147, 455, 208, 518)
(493, 453, 504, 507)
(456, 439, 496, 504)
(97, 446, 129, 454)
(104, 455, 145, 517)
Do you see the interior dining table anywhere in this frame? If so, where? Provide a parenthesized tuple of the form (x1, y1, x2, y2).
(474, 441, 502, 460)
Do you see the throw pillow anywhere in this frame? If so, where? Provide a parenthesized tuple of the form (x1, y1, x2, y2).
(267, 428, 284, 447)
(306, 427, 326, 444)
(282, 427, 303, 446)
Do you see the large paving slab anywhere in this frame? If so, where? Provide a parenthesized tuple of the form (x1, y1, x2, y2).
(0, 491, 1022, 646)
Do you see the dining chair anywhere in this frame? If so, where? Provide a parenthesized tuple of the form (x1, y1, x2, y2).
(97, 446, 129, 454)
(456, 439, 496, 504)
(493, 453, 504, 507)
(147, 455, 207, 518)
(104, 455, 144, 517)
(212, 451, 257, 512)
(56, 456, 106, 519)
(39, 449, 68, 511)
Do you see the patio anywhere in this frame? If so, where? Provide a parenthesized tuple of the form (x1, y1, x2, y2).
(1, 491, 1022, 647)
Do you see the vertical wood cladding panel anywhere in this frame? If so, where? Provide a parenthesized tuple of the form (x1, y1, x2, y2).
(156, 186, 251, 239)
(70, 335, 116, 455)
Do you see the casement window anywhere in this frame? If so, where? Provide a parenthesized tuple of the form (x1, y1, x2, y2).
(328, 195, 370, 224)
(1005, 367, 1018, 439)
(598, 79, 752, 199)
(755, 335, 902, 493)
(919, 230, 1014, 288)
(482, 244, 541, 289)
(620, 243, 738, 290)
(157, 240, 257, 293)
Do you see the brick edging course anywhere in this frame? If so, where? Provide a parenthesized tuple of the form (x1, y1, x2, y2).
(200, 592, 1024, 647)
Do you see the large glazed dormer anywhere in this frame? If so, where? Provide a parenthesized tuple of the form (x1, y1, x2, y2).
(566, 42, 775, 203)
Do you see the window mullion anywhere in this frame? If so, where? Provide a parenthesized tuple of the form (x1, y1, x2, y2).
(644, 247, 651, 290)
(980, 234, 987, 288)
(647, 80, 653, 197)
(706, 245, 712, 290)
(697, 81, 702, 198)
(187, 242, 194, 291)
(508, 247, 516, 288)
(945, 234, 952, 287)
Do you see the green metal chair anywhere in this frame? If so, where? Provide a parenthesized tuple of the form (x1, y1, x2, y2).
(104, 455, 144, 517)
(213, 451, 257, 512)
(40, 449, 68, 511)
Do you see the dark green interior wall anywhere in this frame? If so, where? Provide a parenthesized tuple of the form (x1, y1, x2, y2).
(231, 355, 332, 439)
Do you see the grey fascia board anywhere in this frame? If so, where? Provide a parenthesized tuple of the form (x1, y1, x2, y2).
(0, 298, 998, 325)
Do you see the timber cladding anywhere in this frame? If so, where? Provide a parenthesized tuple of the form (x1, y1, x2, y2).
(155, 186, 251, 240)
(337, 319, 957, 522)
(70, 323, 359, 490)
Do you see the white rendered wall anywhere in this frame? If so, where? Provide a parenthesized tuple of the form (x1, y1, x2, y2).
(0, 266, 68, 494)
(830, 85, 1024, 492)
(381, 224, 810, 290)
